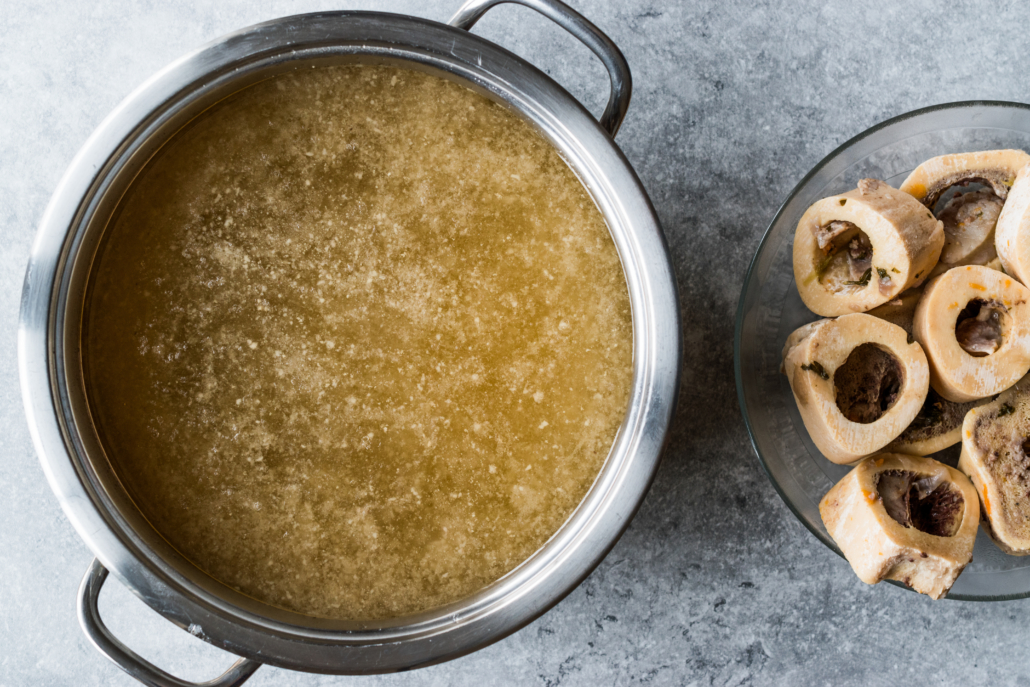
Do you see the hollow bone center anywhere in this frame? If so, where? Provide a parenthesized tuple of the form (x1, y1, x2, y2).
(955, 298, 1005, 357)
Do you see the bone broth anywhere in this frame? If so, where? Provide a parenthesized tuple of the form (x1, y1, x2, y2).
(83, 65, 633, 620)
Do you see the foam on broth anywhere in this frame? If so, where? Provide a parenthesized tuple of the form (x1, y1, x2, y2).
(84, 65, 633, 620)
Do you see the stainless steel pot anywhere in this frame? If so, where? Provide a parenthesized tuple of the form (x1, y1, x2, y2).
(18, 0, 681, 684)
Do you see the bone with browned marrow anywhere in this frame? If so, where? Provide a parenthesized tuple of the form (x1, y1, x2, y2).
(958, 374, 1030, 555)
(820, 453, 978, 599)
(995, 163, 1030, 287)
(900, 149, 1030, 209)
(900, 150, 1030, 280)
(912, 265, 1030, 403)
(867, 290, 993, 455)
(782, 313, 929, 464)
(793, 179, 944, 317)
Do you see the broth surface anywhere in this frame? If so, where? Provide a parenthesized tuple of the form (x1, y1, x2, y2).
(85, 65, 633, 620)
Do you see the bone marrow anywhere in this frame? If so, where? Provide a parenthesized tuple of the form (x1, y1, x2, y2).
(875, 469, 965, 538)
(782, 313, 929, 464)
(924, 189, 1003, 280)
(793, 178, 944, 317)
(834, 343, 904, 424)
(913, 265, 1030, 402)
(820, 453, 978, 599)
(958, 375, 1030, 555)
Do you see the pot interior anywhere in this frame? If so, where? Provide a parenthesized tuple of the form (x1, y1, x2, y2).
(55, 48, 645, 633)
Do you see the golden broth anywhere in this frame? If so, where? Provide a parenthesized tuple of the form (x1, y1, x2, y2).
(84, 65, 633, 620)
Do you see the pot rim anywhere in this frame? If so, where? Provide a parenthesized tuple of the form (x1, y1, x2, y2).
(19, 7, 681, 674)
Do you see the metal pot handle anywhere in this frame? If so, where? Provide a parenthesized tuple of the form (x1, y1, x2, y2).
(448, 0, 631, 137)
(77, 558, 262, 687)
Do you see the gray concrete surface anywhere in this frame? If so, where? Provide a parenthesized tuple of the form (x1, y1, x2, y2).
(3, 1, 1030, 685)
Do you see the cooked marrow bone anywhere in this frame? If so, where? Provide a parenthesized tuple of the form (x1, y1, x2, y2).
(959, 375, 1030, 554)
(904, 151, 1030, 280)
(820, 453, 978, 599)
(794, 179, 943, 317)
(900, 149, 1030, 210)
(868, 290, 993, 454)
(913, 265, 1030, 402)
(782, 313, 929, 464)
(995, 163, 1030, 287)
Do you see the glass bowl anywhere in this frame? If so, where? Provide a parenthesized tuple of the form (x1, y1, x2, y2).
(734, 101, 1030, 601)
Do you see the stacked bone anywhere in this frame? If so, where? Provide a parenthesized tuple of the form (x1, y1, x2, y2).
(785, 150, 1030, 598)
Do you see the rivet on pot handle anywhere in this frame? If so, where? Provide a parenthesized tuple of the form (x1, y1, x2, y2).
(77, 558, 262, 687)
(449, 0, 632, 137)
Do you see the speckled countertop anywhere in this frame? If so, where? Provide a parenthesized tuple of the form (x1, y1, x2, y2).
(4, 1, 1030, 685)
